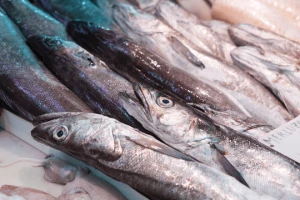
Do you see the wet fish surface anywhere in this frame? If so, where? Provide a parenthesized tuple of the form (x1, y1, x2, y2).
(229, 23, 300, 63)
(31, 112, 275, 200)
(65, 21, 271, 137)
(231, 46, 300, 117)
(175, 0, 212, 20)
(0, 185, 56, 200)
(111, 4, 292, 128)
(27, 35, 145, 129)
(120, 85, 300, 199)
(155, 1, 225, 60)
(33, 0, 115, 29)
(0, 0, 69, 39)
(0, 10, 92, 122)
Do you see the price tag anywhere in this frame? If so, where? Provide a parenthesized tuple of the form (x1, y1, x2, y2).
(258, 116, 300, 163)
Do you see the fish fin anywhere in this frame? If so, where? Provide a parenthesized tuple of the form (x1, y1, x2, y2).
(33, 112, 84, 125)
(212, 144, 249, 187)
(168, 36, 205, 69)
(125, 131, 195, 162)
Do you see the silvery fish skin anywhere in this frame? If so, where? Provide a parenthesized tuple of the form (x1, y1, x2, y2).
(127, 0, 160, 13)
(112, 4, 292, 128)
(27, 35, 144, 129)
(0, 11, 92, 122)
(119, 85, 300, 199)
(0, 0, 69, 39)
(34, 0, 115, 29)
(0, 185, 56, 200)
(65, 21, 269, 137)
(229, 23, 300, 63)
(202, 20, 234, 44)
(231, 46, 300, 117)
(31, 112, 275, 200)
(156, 1, 225, 60)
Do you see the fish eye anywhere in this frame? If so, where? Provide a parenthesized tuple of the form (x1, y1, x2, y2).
(156, 95, 174, 108)
(53, 125, 68, 141)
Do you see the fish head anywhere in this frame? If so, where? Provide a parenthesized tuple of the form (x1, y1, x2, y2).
(120, 85, 220, 144)
(28, 35, 107, 69)
(32, 112, 122, 161)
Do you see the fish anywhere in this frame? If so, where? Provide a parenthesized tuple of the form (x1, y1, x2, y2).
(155, 1, 225, 60)
(175, 0, 212, 20)
(0, 10, 92, 122)
(0, 0, 69, 39)
(231, 46, 300, 117)
(33, 0, 115, 29)
(0, 185, 56, 200)
(27, 35, 145, 130)
(31, 112, 276, 200)
(65, 21, 272, 138)
(211, 0, 300, 43)
(120, 85, 300, 199)
(111, 4, 292, 128)
(201, 20, 234, 44)
(0, 155, 77, 185)
(126, 0, 160, 13)
(62, 167, 127, 200)
(229, 23, 300, 63)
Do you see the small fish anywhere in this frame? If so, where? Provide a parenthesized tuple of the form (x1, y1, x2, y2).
(27, 35, 145, 130)
(0, 155, 77, 185)
(0, 185, 56, 200)
(31, 112, 275, 200)
(229, 23, 300, 63)
(0, 9, 92, 122)
(231, 46, 300, 117)
(211, 0, 300, 43)
(33, 0, 115, 29)
(120, 85, 300, 199)
(0, 0, 69, 39)
(62, 168, 127, 200)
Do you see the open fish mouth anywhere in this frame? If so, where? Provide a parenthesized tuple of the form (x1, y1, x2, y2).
(119, 84, 153, 122)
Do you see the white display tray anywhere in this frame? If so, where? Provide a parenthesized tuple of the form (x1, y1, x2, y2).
(0, 109, 147, 200)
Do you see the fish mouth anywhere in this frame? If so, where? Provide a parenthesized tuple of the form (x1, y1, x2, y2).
(120, 84, 153, 122)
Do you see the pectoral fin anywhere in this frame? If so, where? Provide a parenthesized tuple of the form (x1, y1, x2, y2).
(125, 131, 195, 162)
(168, 36, 205, 69)
(212, 144, 249, 187)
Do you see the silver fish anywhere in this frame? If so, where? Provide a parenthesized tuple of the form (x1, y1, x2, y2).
(31, 112, 274, 200)
(231, 46, 300, 117)
(156, 1, 225, 60)
(112, 3, 292, 128)
(229, 23, 300, 63)
(120, 85, 300, 199)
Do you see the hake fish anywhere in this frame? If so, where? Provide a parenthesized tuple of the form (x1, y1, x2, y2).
(27, 35, 145, 129)
(31, 112, 275, 200)
(33, 0, 115, 29)
(0, 10, 92, 122)
(120, 85, 300, 199)
(155, 1, 225, 60)
(231, 46, 300, 117)
(211, 0, 300, 43)
(66, 21, 267, 137)
(229, 23, 300, 63)
(0, 0, 69, 39)
(112, 4, 292, 128)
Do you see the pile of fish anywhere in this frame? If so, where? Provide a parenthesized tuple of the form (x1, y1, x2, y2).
(0, 0, 300, 199)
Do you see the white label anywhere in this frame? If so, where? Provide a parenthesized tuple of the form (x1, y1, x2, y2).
(258, 116, 300, 163)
